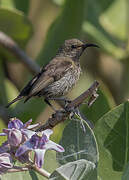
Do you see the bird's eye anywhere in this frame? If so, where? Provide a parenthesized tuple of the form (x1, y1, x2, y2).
(71, 45, 77, 49)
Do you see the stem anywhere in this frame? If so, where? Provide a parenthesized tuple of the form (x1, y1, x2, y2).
(32, 165, 50, 178)
(7, 165, 50, 178)
(7, 166, 29, 173)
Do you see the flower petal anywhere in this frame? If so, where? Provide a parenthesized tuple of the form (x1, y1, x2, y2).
(8, 118, 23, 129)
(8, 129, 22, 147)
(43, 129, 53, 139)
(21, 129, 35, 139)
(44, 140, 64, 152)
(27, 123, 40, 130)
(0, 153, 13, 168)
(23, 119, 32, 129)
(34, 149, 45, 168)
(0, 133, 6, 136)
(0, 141, 10, 153)
(15, 141, 33, 157)
(3, 129, 10, 134)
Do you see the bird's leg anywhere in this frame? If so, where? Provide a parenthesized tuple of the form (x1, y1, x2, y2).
(44, 98, 57, 112)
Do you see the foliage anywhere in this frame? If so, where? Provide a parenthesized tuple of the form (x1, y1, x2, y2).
(0, 0, 129, 179)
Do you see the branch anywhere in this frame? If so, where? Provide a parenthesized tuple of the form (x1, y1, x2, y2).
(7, 166, 29, 173)
(0, 31, 40, 74)
(7, 165, 50, 178)
(36, 81, 99, 131)
(32, 165, 50, 178)
(67, 80, 99, 109)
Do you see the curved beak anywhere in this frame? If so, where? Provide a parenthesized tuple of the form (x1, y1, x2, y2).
(82, 43, 100, 49)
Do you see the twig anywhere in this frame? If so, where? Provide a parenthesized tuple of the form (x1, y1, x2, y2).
(7, 165, 50, 178)
(0, 31, 40, 74)
(67, 80, 99, 109)
(32, 164, 50, 178)
(36, 81, 99, 131)
(7, 166, 29, 173)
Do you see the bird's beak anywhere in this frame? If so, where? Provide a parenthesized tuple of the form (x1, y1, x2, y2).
(82, 43, 99, 49)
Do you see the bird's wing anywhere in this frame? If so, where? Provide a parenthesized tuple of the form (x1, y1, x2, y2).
(19, 73, 41, 96)
(28, 57, 73, 96)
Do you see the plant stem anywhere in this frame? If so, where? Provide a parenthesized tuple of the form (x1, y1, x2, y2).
(32, 165, 51, 178)
(7, 164, 51, 178)
(7, 166, 29, 173)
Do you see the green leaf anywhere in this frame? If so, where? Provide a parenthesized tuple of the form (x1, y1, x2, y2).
(35, 151, 59, 180)
(0, 0, 30, 15)
(13, 0, 30, 15)
(44, 151, 59, 173)
(5, 78, 19, 107)
(2, 161, 43, 180)
(97, 143, 122, 180)
(29, 170, 39, 180)
(0, 59, 19, 106)
(0, 0, 15, 9)
(83, 21, 125, 59)
(10, 99, 46, 123)
(0, 8, 33, 61)
(37, 0, 85, 66)
(49, 159, 97, 180)
(0, 118, 7, 144)
(0, 61, 18, 106)
(100, 0, 127, 42)
(0, 8, 32, 45)
(94, 101, 129, 179)
(122, 161, 129, 180)
(83, 0, 127, 58)
(58, 118, 99, 165)
(0, 60, 7, 104)
(1, 171, 38, 180)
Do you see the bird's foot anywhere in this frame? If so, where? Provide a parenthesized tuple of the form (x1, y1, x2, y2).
(64, 105, 77, 119)
(48, 97, 71, 109)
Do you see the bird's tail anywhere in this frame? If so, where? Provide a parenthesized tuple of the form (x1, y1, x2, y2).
(6, 96, 23, 108)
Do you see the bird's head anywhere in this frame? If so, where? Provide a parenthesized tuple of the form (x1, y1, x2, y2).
(57, 39, 99, 60)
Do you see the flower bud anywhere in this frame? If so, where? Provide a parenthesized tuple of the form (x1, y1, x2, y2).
(0, 153, 13, 174)
(8, 129, 22, 147)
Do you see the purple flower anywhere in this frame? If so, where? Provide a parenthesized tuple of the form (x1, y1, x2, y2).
(8, 118, 24, 129)
(8, 117, 39, 130)
(0, 141, 10, 154)
(0, 118, 39, 147)
(16, 129, 64, 168)
(0, 153, 13, 174)
(3, 129, 22, 147)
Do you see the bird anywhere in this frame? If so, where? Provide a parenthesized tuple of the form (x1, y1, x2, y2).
(6, 39, 99, 110)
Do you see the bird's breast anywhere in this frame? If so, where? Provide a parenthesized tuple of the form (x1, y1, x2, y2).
(44, 65, 81, 97)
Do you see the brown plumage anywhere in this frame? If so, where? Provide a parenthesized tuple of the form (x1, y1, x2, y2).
(6, 39, 99, 108)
